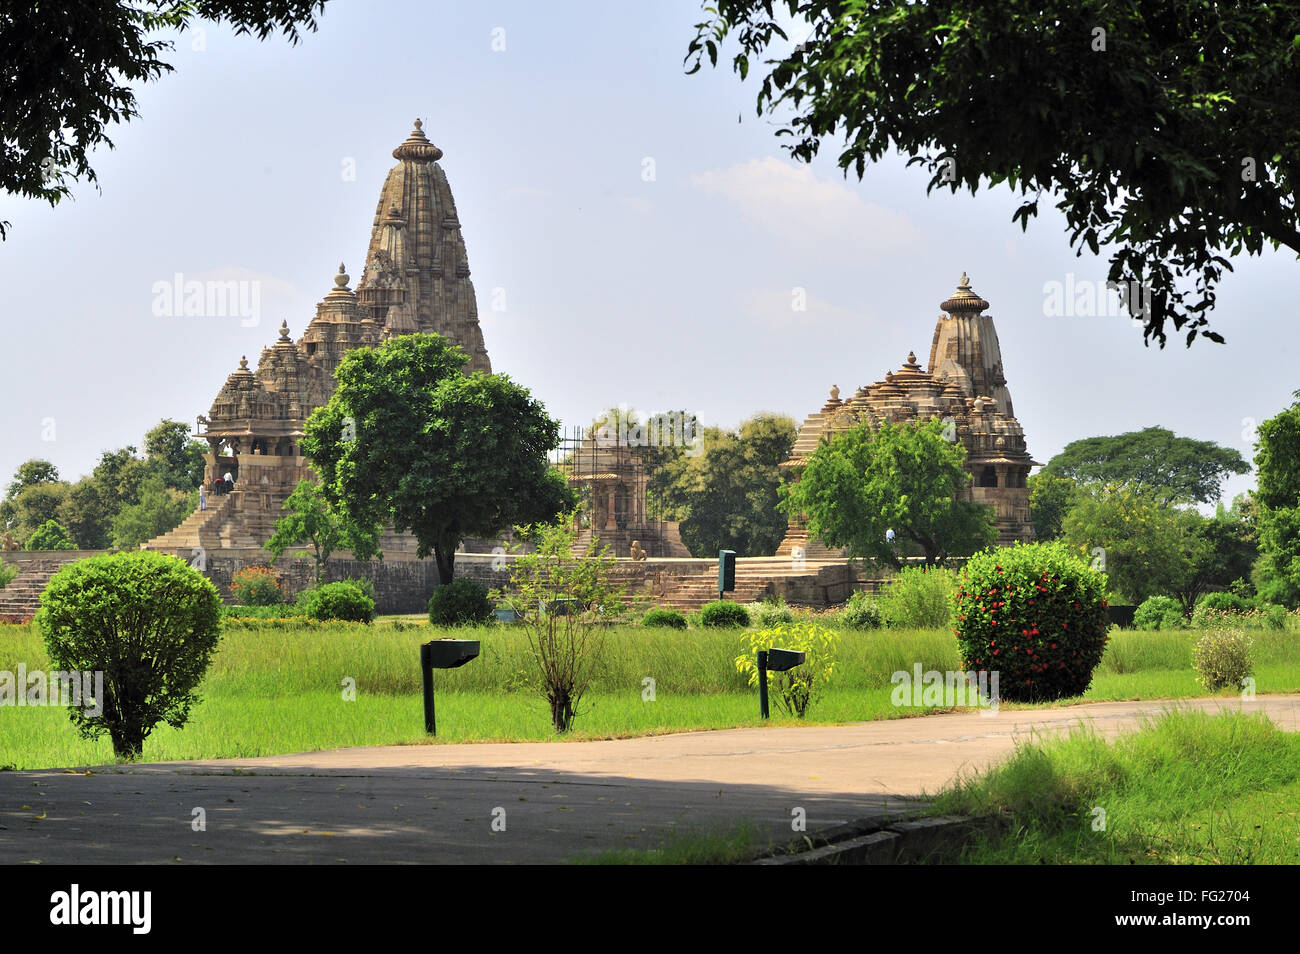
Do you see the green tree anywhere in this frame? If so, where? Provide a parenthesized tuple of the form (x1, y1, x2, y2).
(1253, 396, 1300, 606)
(686, 0, 1300, 346)
(36, 551, 222, 759)
(780, 417, 995, 566)
(143, 418, 207, 490)
(1027, 472, 1078, 541)
(1061, 485, 1207, 605)
(1, 480, 71, 544)
(110, 475, 195, 550)
(55, 447, 151, 549)
(1171, 503, 1258, 615)
(3, 459, 59, 498)
(651, 413, 796, 557)
(2, 0, 327, 239)
(1040, 427, 1248, 505)
(303, 334, 574, 584)
(23, 518, 76, 550)
(265, 478, 381, 583)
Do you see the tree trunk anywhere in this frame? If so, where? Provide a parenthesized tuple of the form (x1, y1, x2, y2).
(433, 543, 456, 585)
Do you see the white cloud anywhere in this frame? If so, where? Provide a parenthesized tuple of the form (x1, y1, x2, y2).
(689, 157, 919, 254)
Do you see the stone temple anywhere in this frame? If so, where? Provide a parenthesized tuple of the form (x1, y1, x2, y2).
(146, 121, 492, 554)
(776, 274, 1039, 559)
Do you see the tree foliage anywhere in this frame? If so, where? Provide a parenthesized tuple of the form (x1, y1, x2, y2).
(1027, 472, 1078, 541)
(303, 334, 574, 584)
(1253, 396, 1300, 606)
(36, 550, 222, 759)
(110, 475, 194, 550)
(650, 413, 796, 557)
(686, 0, 1300, 346)
(23, 518, 77, 550)
(265, 478, 380, 584)
(1040, 427, 1248, 506)
(780, 417, 995, 566)
(1, 0, 327, 238)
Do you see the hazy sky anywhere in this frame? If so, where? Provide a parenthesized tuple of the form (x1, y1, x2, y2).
(1, 0, 1292, 509)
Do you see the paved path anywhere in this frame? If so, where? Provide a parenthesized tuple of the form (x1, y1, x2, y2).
(3, 696, 1296, 864)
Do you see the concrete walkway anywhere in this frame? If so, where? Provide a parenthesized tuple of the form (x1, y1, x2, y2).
(3, 696, 1296, 864)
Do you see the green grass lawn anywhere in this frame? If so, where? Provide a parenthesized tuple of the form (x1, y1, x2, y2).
(1, 619, 1297, 769)
(929, 709, 1300, 864)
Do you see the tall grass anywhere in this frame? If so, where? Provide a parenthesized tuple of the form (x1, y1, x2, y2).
(932, 709, 1300, 863)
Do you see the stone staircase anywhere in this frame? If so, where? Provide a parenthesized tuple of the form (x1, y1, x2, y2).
(647, 558, 845, 612)
(0, 558, 79, 622)
(144, 492, 235, 551)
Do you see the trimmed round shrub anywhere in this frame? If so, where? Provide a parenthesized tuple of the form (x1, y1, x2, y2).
(1133, 595, 1186, 631)
(229, 565, 284, 606)
(428, 578, 494, 626)
(642, 607, 688, 629)
(839, 591, 882, 630)
(36, 551, 222, 759)
(298, 581, 375, 623)
(879, 565, 955, 629)
(701, 600, 750, 628)
(953, 542, 1110, 702)
(1192, 628, 1254, 692)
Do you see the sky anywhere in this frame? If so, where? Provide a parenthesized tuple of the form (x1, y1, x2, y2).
(1, 0, 1292, 510)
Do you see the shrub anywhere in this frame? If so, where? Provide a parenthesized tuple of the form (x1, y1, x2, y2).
(642, 607, 688, 629)
(23, 519, 76, 550)
(1197, 591, 1254, 614)
(953, 541, 1110, 702)
(701, 600, 750, 628)
(229, 566, 284, 606)
(1133, 595, 1186, 631)
(879, 565, 955, 629)
(297, 581, 375, 623)
(0, 557, 17, 589)
(1263, 603, 1289, 631)
(428, 578, 494, 626)
(735, 622, 840, 717)
(1191, 628, 1254, 692)
(751, 595, 795, 628)
(839, 591, 882, 630)
(496, 512, 627, 732)
(35, 551, 222, 759)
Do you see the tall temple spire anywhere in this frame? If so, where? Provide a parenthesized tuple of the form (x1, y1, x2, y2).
(355, 122, 491, 371)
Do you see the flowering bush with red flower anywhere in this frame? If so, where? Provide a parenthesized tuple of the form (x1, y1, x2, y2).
(229, 565, 285, 607)
(954, 541, 1110, 702)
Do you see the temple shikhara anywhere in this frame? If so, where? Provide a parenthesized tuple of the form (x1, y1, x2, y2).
(776, 274, 1039, 559)
(145, 121, 491, 554)
(141, 121, 1034, 577)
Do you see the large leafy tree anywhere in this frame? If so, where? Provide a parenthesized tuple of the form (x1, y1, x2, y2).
(780, 417, 995, 566)
(303, 335, 574, 584)
(1061, 485, 1207, 605)
(109, 475, 195, 550)
(686, 0, 1300, 346)
(143, 419, 207, 491)
(265, 478, 381, 583)
(1170, 501, 1258, 614)
(1253, 395, 1300, 606)
(650, 413, 796, 557)
(1, 0, 327, 238)
(1027, 472, 1078, 541)
(1040, 426, 1248, 506)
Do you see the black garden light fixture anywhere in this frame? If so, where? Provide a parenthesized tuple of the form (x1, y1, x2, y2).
(420, 638, 480, 735)
(757, 647, 805, 719)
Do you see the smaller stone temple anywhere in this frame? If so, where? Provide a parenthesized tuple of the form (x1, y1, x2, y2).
(777, 274, 1039, 558)
(563, 427, 691, 558)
